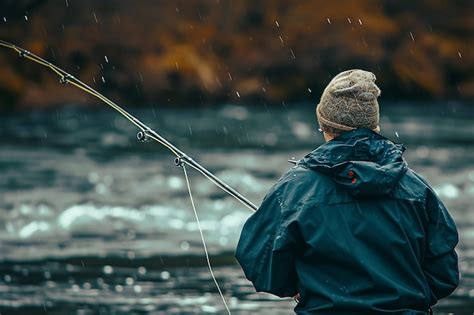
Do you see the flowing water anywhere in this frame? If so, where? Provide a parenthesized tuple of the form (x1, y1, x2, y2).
(0, 102, 473, 314)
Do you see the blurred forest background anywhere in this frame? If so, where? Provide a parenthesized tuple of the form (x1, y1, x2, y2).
(0, 0, 472, 111)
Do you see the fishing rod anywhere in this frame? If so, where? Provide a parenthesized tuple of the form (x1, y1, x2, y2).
(1, 39, 260, 314)
(0, 40, 258, 212)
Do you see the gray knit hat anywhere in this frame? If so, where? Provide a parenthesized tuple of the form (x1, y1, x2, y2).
(316, 69, 381, 134)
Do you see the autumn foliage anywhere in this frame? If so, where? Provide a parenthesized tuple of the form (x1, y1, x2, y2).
(0, 0, 472, 110)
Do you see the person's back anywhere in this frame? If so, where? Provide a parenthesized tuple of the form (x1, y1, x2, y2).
(235, 70, 459, 314)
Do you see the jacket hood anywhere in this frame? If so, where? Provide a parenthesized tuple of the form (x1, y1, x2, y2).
(300, 128, 408, 196)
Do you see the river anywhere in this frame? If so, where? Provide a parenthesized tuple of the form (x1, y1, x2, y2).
(0, 101, 473, 314)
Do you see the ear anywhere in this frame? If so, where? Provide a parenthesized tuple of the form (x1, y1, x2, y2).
(323, 132, 335, 142)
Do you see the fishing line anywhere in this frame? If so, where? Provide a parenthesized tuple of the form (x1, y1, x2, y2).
(182, 164, 232, 315)
(0, 40, 260, 313)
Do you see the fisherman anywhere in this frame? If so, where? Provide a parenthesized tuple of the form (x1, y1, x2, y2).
(235, 69, 459, 314)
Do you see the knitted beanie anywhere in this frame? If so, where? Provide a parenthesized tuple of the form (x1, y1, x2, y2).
(316, 69, 380, 134)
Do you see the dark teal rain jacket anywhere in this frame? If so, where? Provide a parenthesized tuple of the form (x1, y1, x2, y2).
(236, 128, 459, 314)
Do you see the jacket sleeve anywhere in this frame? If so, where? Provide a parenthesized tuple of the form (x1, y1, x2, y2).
(235, 184, 302, 297)
(423, 186, 459, 305)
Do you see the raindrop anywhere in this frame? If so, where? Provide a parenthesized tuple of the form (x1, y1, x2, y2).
(65, 0, 69, 7)
(24, 15, 28, 21)
(93, 12, 98, 23)
(262, 87, 266, 93)
(180, 241, 190, 250)
(101, 76, 105, 83)
(279, 35, 284, 45)
(160, 271, 171, 280)
(133, 285, 142, 293)
(395, 131, 399, 138)
(458, 52, 462, 59)
(95, 182, 107, 194)
(327, 18, 331, 24)
(409, 32, 415, 42)
(104, 56, 109, 63)
(358, 19, 363, 25)
(168, 176, 183, 189)
(236, 91, 241, 97)
(308, 88, 312, 93)
(275, 20, 280, 27)
(103, 265, 114, 274)
(3, 17, 6, 22)
(435, 183, 459, 199)
(176, 7, 179, 13)
(290, 49, 296, 60)
(347, 18, 352, 24)
(228, 72, 232, 81)
(88, 172, 99, 183)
